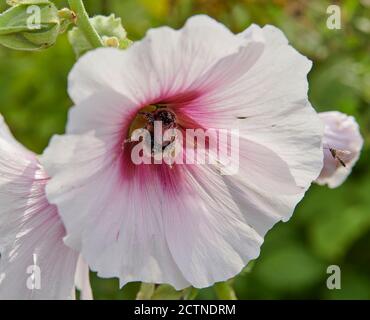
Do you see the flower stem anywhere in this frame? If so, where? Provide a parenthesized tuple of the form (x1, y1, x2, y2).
(214, 282, 237, 300)
(136, 283, 155, 300)
(68, 0, 103, 48)
(183, 287, 198, 300)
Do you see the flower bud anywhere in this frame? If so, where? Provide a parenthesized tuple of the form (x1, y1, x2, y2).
(0, 0, 61, 51)
(58, 7, 76, 34)
(316, 111, 363, 188)
(103, 36, 120, 48)
(68, 14, 132, 57)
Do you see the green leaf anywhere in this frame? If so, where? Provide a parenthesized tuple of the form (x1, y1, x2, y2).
(254, 243, 325, 292)
(151, 285, 183, 300)
(309, 207, 370, 261)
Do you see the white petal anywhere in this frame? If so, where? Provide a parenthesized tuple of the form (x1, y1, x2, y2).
(235, 137, 303, 195)
(0, 127, 78, 300)
(41, 134, 190, 290)
(221, 137, 308, 236)
(0, 115, 34, 158)
(193, 24, 312, 126)
(238, 101, 324, 189)
(66, 89, 137, 149)
(74, 255, 93, 300)
(163, 164, 263, 288)
(0, 202, 78, 300)
(193, 24, 323, 189)
(41, 133, 111, 250)
(0, 114, 17, 145)
(68, 15, 248, 105)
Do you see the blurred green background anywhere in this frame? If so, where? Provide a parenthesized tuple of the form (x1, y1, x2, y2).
(0, 0, 369, 299)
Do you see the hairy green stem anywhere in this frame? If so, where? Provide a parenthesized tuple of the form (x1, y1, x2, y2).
(183, 287, 198, 300)
(68, 0, 103, 48)
(214, 282, 237, 300)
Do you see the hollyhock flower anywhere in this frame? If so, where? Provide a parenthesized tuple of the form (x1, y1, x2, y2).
(41, 15, 323, 289)
(316, 111, 363, 188)
(0, 115, 91, 299)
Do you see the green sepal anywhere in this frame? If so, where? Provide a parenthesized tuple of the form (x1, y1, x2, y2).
(68, 14, 132, 57)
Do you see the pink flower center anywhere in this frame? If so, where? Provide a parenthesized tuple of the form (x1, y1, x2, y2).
(118, 92, 212, 192)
